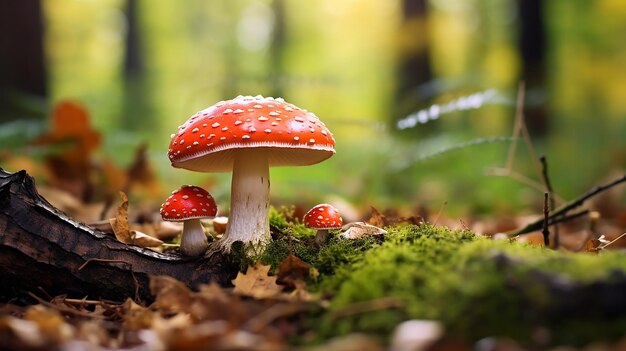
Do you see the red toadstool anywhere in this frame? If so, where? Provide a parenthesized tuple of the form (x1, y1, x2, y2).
(304, 203, 343, 230)
(304, 204, 343, 246)
(167, 95, 335, 253)
(160, 185, 217, 256)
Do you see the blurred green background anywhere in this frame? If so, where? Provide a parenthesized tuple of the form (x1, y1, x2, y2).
(2, 0, 626, 218)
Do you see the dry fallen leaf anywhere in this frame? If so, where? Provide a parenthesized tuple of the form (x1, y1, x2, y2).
(131, 230, 164, 248)
(277, 254, 310, 289)
(110, 191, 132, 244)
(232, 263, 283, 299)
(367, 206, 423, 227)
(150, 275, 193, 314)
(341, 222, 388, 239)
(35, 101, 102, 200)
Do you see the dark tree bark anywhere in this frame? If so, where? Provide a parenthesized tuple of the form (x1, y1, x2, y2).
(0, 0, 47, 121)
(0, 169, 237, 303)
(122, 0, 152, 131)
(394, 0, 434, 128)
(518, 0, 548, 135)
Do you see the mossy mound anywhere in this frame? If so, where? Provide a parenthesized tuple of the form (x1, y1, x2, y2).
(234, 210, 626, 346)
(315, 225, 626, 346)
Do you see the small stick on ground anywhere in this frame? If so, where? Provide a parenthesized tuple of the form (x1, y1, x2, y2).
(432, 201, 448, 226)
(540, 155, 559, 248)
(542, 192, 550, 247)
(509, 173, 626, 237)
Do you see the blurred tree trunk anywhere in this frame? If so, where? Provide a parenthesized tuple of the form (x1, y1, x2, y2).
(518, 0, 548, 135)
(122, 0, 150, 131)
(269, 0, 285, 98)
(0, 0, 47, 121)
(394, 0, 433, 128)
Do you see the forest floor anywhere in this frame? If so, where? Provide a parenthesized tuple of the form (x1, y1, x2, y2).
(3, 101, 626, 350)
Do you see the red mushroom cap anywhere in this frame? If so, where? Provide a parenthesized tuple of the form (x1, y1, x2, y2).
(160, 185, 217, 222)
(303, 204, 343, 230)
(167, 95, 335, 172)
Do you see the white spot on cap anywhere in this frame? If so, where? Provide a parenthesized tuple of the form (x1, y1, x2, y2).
(202, 123, 208, 127)
(220, 136, 226, 140)
(170, 133, 175, 138)
(249, 127, 257, 132)
(212, 122, 220, 128)
(264, 129, 272, 133)
(321, 130, 328, 136)
(223, 108, 233, 114)
(182, 195, 189, 199)
(253, 104, 263, 109)
(180, 140, 185, 144)
(293, 136, 300, 141)
(192, 128, 199, 133)
(208, 134, 215, 139)
(233, 109, 244, 114)
(234, 120, 243, 126)
(258, 116, 268, 121)
(309, 139, 315, 143)
(294, 117, 305, 122)
(193, 141, 199, 145)
(200, 134, 205, 138)
(222, 127, 229, 131)
(269, 111, 280, 116)
(284, 106, 294, 112)
(242, 135, 251, 139)
(271, 122, 278, 126)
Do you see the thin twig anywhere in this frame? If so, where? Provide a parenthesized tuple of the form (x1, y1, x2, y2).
(27, 292, 107, 319)
(540, 156, 559, 248)
(542, 192, 550, 247)
(509, 173, 626, 237)
(599, 232, 626, 250)
(432, 201, 447, 226)
(505, 81, 526, 171)
(329, 296, 404, 320)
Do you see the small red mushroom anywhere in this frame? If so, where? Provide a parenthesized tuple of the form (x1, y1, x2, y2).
(304, 204, 343, 246)
(167, 95, 335, 254)
(160, 185, 217, 257)
(304, 203, 343, 230)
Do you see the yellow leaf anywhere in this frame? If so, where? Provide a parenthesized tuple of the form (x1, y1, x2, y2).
(232, 263, 283, 299)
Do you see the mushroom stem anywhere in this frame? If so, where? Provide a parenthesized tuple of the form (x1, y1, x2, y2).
(219, 150, 270, 253)
(180, 218, 209, 257)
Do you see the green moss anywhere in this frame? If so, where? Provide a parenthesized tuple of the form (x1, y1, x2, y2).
(311, 224, 626, 346)
(230, 216, 626, 346)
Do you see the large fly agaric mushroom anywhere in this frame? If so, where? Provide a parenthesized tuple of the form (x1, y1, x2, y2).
(160, 185, 217, 256)
(168, 95, 335, 253)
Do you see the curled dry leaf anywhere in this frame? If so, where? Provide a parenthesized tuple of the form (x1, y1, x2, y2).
(277, 254, 310, 289)
(232, 263, 283, 299)
(110, 191, 132, 244)
(131, 230, 164, 248)
(109, 191, 163, 248)
(341, 222, 388, 239)
(149, 275, 193, 314)
(368, 206, 423, 227)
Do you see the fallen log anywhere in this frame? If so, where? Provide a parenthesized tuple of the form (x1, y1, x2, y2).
(0, 169, 238, 303)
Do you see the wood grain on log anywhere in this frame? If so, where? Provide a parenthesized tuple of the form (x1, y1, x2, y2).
(0, 169, 237, 302)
